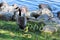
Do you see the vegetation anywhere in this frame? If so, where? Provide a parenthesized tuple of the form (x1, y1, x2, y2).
(0, 20, 60, 40)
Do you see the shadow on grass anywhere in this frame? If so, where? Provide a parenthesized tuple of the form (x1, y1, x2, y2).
(0, 33, 32, 40)
(0, 20, 24, 33)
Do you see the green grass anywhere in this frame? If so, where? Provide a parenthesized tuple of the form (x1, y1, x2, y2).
(0, 20, 60, 40)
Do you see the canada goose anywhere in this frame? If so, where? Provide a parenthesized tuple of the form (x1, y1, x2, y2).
(16, 7, 27, 29)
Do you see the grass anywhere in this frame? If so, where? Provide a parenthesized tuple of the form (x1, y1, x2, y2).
(0, 20, 60, 40)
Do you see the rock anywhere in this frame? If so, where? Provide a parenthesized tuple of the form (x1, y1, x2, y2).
(38, 4, 53, 17)
(0, 2, 19, 21)
(55, 24, 60, 32)
(42, 25, 57, 34)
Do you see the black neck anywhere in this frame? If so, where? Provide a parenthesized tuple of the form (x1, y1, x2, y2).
(19, 8, 21, 16)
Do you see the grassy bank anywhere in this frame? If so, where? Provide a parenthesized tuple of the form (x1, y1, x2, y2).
(0, 20, 60, 40)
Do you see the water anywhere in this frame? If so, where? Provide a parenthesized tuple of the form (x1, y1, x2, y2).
(0, 0, 60, 16)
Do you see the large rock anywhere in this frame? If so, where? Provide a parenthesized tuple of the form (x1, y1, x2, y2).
(42, 25, 57, 34)
(55, 24, 60, 32)
(0, 2, 19, 21)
